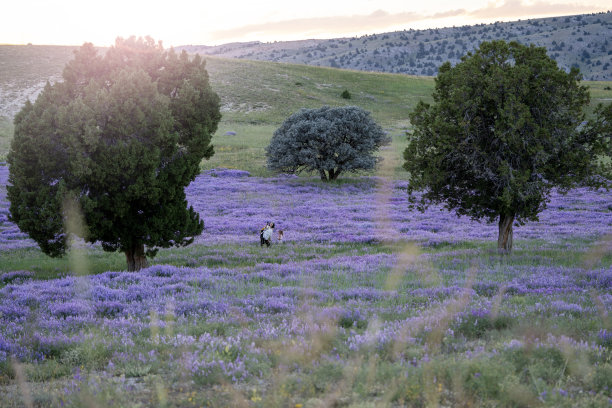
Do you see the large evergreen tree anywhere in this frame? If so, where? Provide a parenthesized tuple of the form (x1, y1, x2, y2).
(8, 36, 221, 270)
(404, 40, 609, 253)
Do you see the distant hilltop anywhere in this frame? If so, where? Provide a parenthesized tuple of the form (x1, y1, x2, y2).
(179, 11, 612, 81)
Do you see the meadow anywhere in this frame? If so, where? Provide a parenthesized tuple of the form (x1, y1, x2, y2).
(1, 163, 612, 407)
(0, 50, 612, 407)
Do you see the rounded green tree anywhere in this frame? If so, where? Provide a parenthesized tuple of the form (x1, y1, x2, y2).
(266, 106, 390, 181)
(8, 37, 221, 271)
(404, 40, 609, 253)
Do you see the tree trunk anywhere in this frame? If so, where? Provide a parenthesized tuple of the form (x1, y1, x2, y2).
(497, 214, 514, 254)
(330, 169, 341, 180)
(125, 243, 148, 271)
(319, 169, 328, 181)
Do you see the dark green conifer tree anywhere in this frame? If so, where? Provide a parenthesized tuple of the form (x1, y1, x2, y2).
(404, 40, 609, 253)
(8, 36, 221, 270)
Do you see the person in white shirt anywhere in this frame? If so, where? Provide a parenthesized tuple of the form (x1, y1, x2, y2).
(261, 222, 275, 247)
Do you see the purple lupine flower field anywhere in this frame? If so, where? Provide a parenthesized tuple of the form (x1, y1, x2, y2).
(1, 164, 611, 407)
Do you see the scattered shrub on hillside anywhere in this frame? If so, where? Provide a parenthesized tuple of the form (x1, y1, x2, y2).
(341, 89, 352, 99)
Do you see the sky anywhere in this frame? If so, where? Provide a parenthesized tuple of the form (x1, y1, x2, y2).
(2, 0, 610, 47)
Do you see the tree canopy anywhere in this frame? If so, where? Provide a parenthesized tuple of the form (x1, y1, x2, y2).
(589, 102, 612, 178)
(8, 36, 221, 271)
(404, 40, 609, 252)
(266, 106, 390, 181)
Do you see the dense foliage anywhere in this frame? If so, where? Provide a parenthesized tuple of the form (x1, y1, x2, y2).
(7, 36, 221, 271)
(266, 106, 390, 181)
(404, 40, 609, 253)
(589, 101, 612, 180)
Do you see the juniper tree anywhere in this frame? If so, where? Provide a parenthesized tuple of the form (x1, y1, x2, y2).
(404, 40, 609, 253)
(591, 102, 612, 147)
(266, 106, 390, 181)
(8, 36, 221, 271)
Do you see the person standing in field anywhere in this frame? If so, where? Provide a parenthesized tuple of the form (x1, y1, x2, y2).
(261, 222, 275, 247)
(260, 222, 269, 247)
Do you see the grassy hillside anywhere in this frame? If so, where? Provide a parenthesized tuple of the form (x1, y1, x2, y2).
(0, 45, 79, 118)
(205, 57, 432, 126)
(203, 57, 433, 177)
(202, 56, 612, 177)
(1, 46, 611, 175)
(0, 117, 12, 162)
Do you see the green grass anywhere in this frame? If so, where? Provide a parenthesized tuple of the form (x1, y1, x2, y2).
(0, 241, 389, 282)
(0, 246, 126, 280)
(205, 56, 433, 127)
(202, 123, 276, 176)
(0, 116, 13, 161)
(586, 80, 612, 101)
(203, 122, 410, 178)
(202, 57, 428, 177)
(3, 236, 608, 286)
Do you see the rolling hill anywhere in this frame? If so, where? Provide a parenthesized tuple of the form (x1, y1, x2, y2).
(180, 11, 612, 81)
(1, 39, 612, 171)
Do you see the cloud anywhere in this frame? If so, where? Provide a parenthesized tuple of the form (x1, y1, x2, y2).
(209, 9, 426, 41)
(209, 1, 606, 42)
(469, 0, 600, 19)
